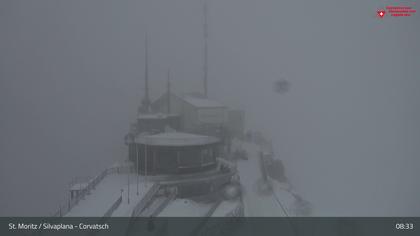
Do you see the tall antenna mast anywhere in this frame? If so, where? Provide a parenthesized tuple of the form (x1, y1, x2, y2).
(167, 69, 171, 114)
(203, 1, 208, 97)
(141, 33, 151, 112)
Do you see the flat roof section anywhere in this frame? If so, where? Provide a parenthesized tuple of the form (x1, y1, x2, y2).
(135, 132, 220, 147)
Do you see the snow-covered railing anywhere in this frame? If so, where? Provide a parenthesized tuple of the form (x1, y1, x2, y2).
(72, 168, 108, 198)
(51, 164, 128, 217)
(51, 191, 83, 217)
(131, 183, 160, 217)
(217, 158, 236, 170)
(224, 202, 244, 217)
(50, 162, 136, 217)
(106, 164, 133, 175)
(189, 200, 244, 236)
(86, 169, 107, 192)
(150, 188, 177, 217)
(188, 200, 232, 236)
(103, 195, 122, 217)
(204, 199, 223, 217)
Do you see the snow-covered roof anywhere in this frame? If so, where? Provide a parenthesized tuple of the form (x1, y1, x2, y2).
(182, 96, 225, 108)
(138, 112, 179, 119)
(135, 132, 219, 146)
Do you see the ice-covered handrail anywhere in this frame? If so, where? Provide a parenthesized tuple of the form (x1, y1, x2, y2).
(103, 195, 122, 217)
(204, 199, 223, 217)
(150, 188, 177, 217)
(131, 183, 160, 217)
(217, 158, 236, 169)
(51, 165, 127, 217)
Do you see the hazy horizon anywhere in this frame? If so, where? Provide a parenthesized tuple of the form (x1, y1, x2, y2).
(1, 0, 419, 216)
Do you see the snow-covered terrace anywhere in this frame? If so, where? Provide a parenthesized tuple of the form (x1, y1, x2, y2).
(65, 173, 152, 217)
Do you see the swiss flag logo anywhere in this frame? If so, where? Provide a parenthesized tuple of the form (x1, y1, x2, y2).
(377, 10, 386, 18)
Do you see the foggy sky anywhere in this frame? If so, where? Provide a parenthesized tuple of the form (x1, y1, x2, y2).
(1, 0, 419, 216)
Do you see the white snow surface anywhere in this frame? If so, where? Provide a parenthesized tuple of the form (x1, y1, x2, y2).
(233, 139, 298, 216)
(158, 199, 213, 217)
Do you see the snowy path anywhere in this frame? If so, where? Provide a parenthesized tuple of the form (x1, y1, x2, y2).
(234, 140, 287, 216)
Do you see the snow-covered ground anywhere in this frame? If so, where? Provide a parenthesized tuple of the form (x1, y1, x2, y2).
(233, 139, 306, 216)
(235, 140, 285, 216)
(158, 199, 213, 217)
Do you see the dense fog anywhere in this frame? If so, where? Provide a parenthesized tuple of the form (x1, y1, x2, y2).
(1, 0, 419, 216)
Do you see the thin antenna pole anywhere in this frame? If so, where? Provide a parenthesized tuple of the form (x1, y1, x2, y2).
(167, 69, 171, 114)
(142, 33, 151, 112)
(145, 34, 149, 102)
(203, 1, 208, 97)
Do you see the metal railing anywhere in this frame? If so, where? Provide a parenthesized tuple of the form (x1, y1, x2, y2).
(204, 199, 223, 217)
(131, 183, 160, 217)
(103, 196, 122, 217)
(51, 164, 133, 217)
(150, 188, 177, 217)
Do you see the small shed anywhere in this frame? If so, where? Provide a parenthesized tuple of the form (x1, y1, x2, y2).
(151, 92, 227, 132)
